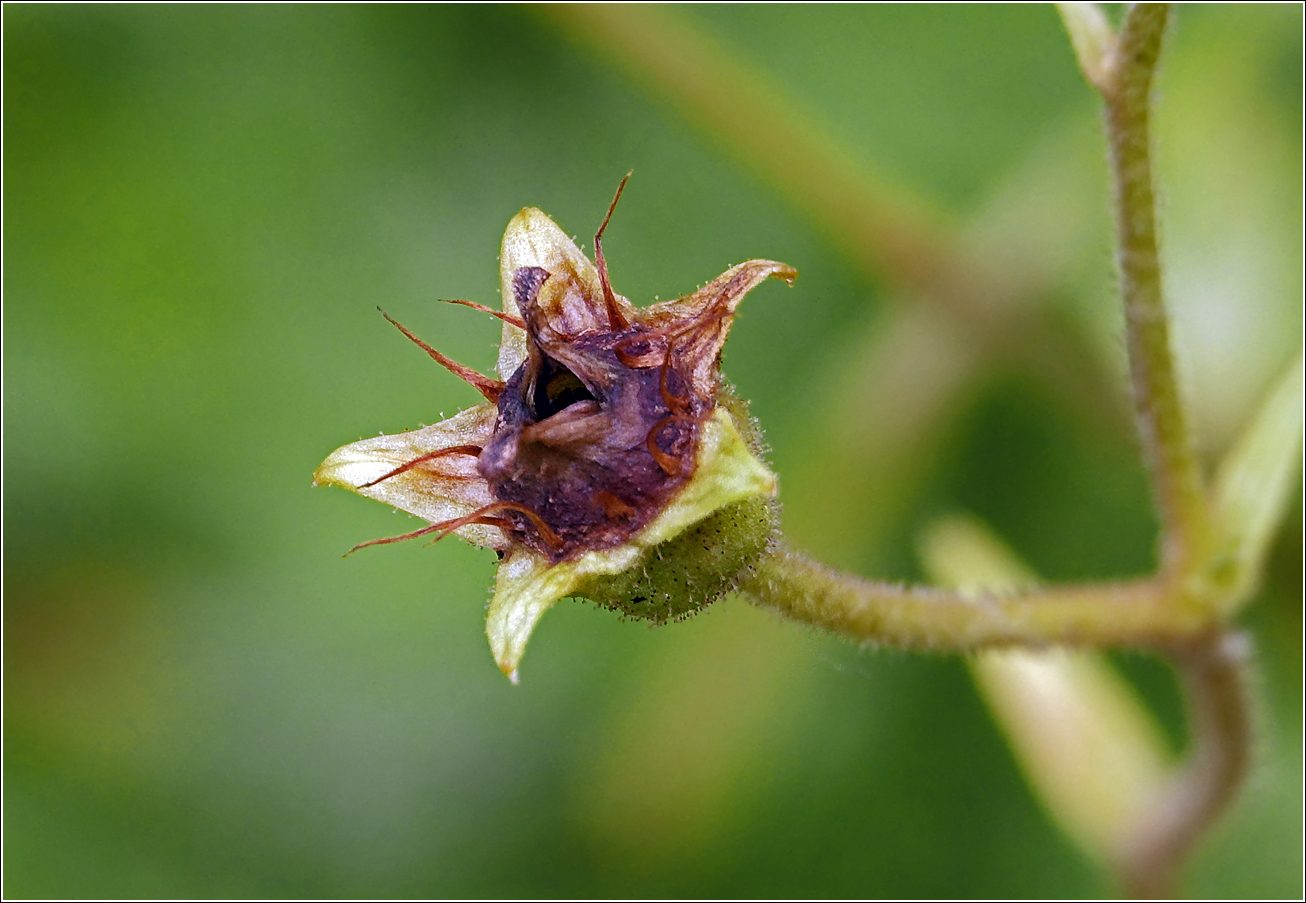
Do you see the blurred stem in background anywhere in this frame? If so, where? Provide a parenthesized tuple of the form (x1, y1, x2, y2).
(547, 2, 1129, 437)
(918, 515, 1173, 883)
(550, 2, 1302, 896)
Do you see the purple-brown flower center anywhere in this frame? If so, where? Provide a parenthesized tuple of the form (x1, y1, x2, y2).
(477, 266, 712, 562)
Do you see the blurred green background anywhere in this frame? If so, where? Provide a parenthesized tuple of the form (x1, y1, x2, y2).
(4, 4, 1301, 897)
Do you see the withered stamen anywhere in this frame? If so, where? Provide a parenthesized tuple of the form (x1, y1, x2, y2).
(344, 522, 445, 556)
(345, 500, 563, 557)
(360, 445, 484, 488)
(613, 334, 668, 369)
(658, 351, 692, 417)
(594, 490, 637, 519)
(431, 501, 564, 550)
(440, 298, 526, 330)
(594, 172, 632, 332)
(647, 412, 697, 476)
(380, 309, 505, 403)
(673, 302, 734, 356)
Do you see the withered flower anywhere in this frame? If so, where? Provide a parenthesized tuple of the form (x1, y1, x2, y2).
(315, 186, 796, 681)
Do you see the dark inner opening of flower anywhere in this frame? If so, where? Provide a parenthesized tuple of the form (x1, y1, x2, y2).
(464, 266, 719, 564)
(534, 365, 596, 420)
(485, 344, 698, 562)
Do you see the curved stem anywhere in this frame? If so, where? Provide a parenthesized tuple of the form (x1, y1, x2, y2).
(1117, 631, 1255, 898)
(1102, 3, 1210, 577)
(739, 545, 1210, 651)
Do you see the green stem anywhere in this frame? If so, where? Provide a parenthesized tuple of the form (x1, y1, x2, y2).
(1103, 3, 1210, 577)
(739, 545, 1210, 651)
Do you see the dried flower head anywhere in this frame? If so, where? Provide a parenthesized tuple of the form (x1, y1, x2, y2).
(315, 181, 796, 680)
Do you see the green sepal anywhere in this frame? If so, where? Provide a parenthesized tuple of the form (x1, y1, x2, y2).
(485, 404, 778, 681)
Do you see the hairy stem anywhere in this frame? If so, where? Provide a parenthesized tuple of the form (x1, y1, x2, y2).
(739, 546, 1211, 651)
(1102, 3, 1209, 577)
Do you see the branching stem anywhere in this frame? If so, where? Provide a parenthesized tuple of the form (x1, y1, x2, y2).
(538, 2, 1279, 896)
(736, 7, 1259, 897)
